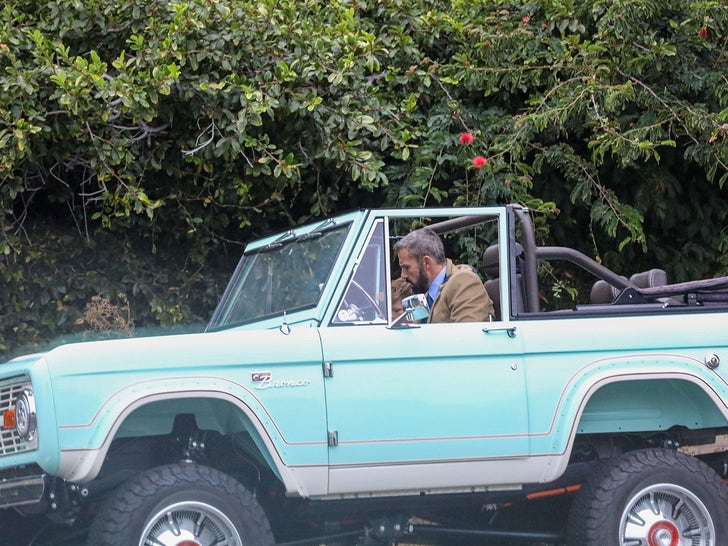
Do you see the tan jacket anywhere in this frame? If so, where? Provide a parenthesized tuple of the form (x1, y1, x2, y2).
(428, 259, 494, 323)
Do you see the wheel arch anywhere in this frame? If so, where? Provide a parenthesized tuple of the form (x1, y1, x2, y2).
(575, 377, 728, 435)
(112, 394, 279, 469)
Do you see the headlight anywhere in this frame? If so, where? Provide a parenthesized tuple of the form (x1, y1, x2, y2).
(15, 389, 37, 442)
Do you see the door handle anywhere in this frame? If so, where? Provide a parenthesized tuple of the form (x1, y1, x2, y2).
(482, 325, 517, 338)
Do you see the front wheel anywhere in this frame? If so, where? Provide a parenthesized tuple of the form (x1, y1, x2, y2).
(567, 448, 728, 546)
(87, 463, 274, 546)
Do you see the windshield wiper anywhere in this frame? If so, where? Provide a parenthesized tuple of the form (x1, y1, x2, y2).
(255, 221, 335, 254)
(257, 230, 296, 253)
(312, 217, 336, 231)
(294, 218, 338, 243)
(297, 230, 324, 242)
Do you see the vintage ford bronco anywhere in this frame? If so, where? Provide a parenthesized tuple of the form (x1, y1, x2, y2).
(2, 204, 728, 546)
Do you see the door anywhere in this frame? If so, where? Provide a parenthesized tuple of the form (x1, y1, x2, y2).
(319, 320, 528, 495)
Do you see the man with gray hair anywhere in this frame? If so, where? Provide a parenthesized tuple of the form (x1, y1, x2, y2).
(394, 228, 494, 322)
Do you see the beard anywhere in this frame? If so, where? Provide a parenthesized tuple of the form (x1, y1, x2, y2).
(407, 266, 430, 294)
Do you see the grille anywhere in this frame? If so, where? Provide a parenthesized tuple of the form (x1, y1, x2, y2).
(0, 379, 35, 456)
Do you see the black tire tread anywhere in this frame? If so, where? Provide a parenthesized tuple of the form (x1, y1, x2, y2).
(87, 463, 273, 546)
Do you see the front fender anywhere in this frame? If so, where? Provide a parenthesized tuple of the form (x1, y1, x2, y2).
(43, 328, 327, 496)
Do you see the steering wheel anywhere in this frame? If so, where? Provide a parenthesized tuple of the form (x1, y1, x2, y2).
(338, 280, 385, 322)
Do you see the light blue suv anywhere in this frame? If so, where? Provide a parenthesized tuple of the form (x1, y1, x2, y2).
(2, 204, 728, 546)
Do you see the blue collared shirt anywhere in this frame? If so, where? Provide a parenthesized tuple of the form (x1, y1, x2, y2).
(427, 266, 447, 307)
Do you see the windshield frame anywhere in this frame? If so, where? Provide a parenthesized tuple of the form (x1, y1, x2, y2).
(330, 218, 390, 326)
(206, 206, 509, 331)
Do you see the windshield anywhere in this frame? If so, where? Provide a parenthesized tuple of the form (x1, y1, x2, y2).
(208, 225, 349, 329)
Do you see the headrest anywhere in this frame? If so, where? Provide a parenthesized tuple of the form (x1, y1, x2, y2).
(590, 279, 621, 304)
(481, 243, 524, 279)
(629, 268, 667, 288)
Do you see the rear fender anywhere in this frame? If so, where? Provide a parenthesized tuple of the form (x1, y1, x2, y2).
(544, 355, 728, 481)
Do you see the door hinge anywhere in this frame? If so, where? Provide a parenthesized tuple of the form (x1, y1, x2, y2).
(328, 430, 339, 447)
(323, 361, 333, 378)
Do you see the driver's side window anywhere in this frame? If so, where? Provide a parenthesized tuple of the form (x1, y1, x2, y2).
(332, 220, 388, 324)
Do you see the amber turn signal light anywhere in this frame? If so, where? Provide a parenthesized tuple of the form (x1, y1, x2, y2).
(3, 410, 16, 429)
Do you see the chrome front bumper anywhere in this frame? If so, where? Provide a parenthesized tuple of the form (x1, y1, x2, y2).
(0, 473, 45, 508)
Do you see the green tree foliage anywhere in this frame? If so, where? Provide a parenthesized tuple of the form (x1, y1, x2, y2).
(1, 0, 726, 355)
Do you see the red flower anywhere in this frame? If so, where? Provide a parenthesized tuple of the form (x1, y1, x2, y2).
(459, 132, 474, 145)
(699, 27, 708, 39)
(522, 16, 530, 23)
(483, 40, 491, 47)
(472, 156, 487, 168)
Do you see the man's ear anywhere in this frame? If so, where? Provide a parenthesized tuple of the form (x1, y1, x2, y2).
(422, 255, 435, 274)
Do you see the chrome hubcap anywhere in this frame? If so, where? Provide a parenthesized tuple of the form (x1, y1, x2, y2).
(140, 501, 241, 546)
(620, 484, 714, 546)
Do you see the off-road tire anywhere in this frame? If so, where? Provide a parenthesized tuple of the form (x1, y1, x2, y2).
(87, 462, 274, 546)
(566, 448, 728, 545)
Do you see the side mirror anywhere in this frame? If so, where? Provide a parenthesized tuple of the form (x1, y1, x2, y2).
(390, 294, 430, 329)
(403, 294, 430, 321)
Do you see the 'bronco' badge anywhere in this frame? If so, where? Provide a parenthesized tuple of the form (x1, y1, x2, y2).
(251, 371, 311, 390)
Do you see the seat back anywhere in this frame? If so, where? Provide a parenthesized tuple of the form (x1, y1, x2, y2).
(589, 278, 625, 304)
(482, 243, 525, 319)
(482, 245, 501, 319)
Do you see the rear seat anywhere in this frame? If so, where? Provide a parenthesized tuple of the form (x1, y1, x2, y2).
(590, 268, 667, 304)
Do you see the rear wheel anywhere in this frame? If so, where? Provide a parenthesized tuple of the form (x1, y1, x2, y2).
(87, 463, 274, 546)
(567, 448, 728, 546)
